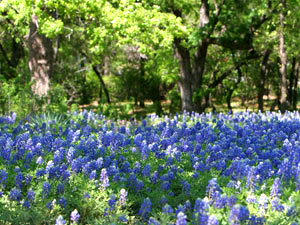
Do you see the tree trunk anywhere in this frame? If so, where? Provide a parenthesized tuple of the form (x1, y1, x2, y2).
(257, 49, 271, 112)
(139, 58, 146, 108)
(28, 15, 54, 97)
(279, 0, 289, 111)
(92, 66, 111, 104)
(173, 38, 194, 112)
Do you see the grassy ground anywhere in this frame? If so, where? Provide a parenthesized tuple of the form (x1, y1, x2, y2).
(77, 95, 294, 120)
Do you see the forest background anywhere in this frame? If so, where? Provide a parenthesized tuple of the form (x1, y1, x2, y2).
(1, 0, 300, 119)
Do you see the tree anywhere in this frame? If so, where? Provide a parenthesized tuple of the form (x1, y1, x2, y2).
(28, 14, 54, 96)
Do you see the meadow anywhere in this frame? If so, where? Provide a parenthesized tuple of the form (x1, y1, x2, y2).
(0, 110, 299, 225)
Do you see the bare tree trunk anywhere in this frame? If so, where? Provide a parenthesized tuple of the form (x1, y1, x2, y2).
(28, 15, 54, 97)
(279, 0, 289, 111)
(93, 66, 111, 104)
(258, 49, 271, 112)
(174, 38, 194, 112)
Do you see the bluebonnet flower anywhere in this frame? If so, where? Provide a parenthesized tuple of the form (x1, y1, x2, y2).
(160, 196, 168, 206)
(142, 164, 151, 177)
(55, 215, 66, 225)
(42, 182, 51, 199)
(184, 200, 191, 211)
(15, 172, 23, 189)
(121, 161, 131, 173)
(192, 171, 199, 178)
(287, 206, 297, 217)
(113, 172, 121, 182)
(270, 178, 281, 197)
(9, 188, 22, 201)
(89, 170, 97, 180)
(0, 169, 8, 186)
(161, 181, 170, 191)
(36, 169, 45, 178)
(119, 188, 128, 206)
(45, 160, 54, 174)
(246, 192, 257, 204)
(136, 179, 145, 191)
(271, 197, 284, 212)
(207, 215, 219, 225)
(175, 204, 185, 215)
(108, 194, 116, 210)
(23, 200, 30, 209)
(227, 195, 237, 208)
(162, 204, 173, 214)
(53, 150, 64, 165)
(96, 157, 103, 169)
(59, 196, 67, 208)
(150, 171, 159, 184)
(100, 168, 109, 189)
(14, 167, 21, 173)
(70, 209, 80, 223)
(138, 197, 152, 219)
(258, 194, 268, 211)
(176, 212, 187, 225)
(215, 194, 227, 209)
(181, 180, 190, 196)
(27, 190, 35, 202)
(228, 205, 249, 223)
(206, 178, 221, 200)
(168, 191, 174, 197)
(56, 183, 64, 195)
(246, 166, 257, 191)
(248, 216, 266, 225)
(84, 192, 90, 198)
(66, 147, 75, 163)
(25, 174, 32, 185)
(148, 217, 160, 225)
(46, 201, 53, 210)
(128, 173, 137, 189)
(168, 171, 175, 180)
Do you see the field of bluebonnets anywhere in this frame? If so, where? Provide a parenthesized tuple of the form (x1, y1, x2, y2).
(1, 110, 300, 225)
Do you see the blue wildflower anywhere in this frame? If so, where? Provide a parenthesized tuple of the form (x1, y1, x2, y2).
(59, 196, 67, 208)
(228, 205, 249, 223)
(42, 182, 51, 199)
(70, 209, 80, 223)
(55, 215, 66, 225)
(138, 197, 152, 220)
(148, 217, 160, 225)
(119, 188, 128, 206)
(270, 178, 281, 197)
(9, 188, 22, 201)
(108, 194, 116, 210)
(162, 204, 173, 214)
(176, 212, 187, 225)
(100, 168, 109, 188)
(207, 215, 219, 225)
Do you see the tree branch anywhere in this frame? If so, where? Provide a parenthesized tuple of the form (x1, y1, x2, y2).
(209, 51, 260, 89)
(92, 65, 111, 104)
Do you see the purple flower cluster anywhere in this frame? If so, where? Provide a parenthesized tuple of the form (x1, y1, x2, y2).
(1, 110, 300, 223)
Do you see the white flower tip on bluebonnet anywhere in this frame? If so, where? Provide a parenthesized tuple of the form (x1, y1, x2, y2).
(55, 215, 66, 225)
(70, 209, 80, 223)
